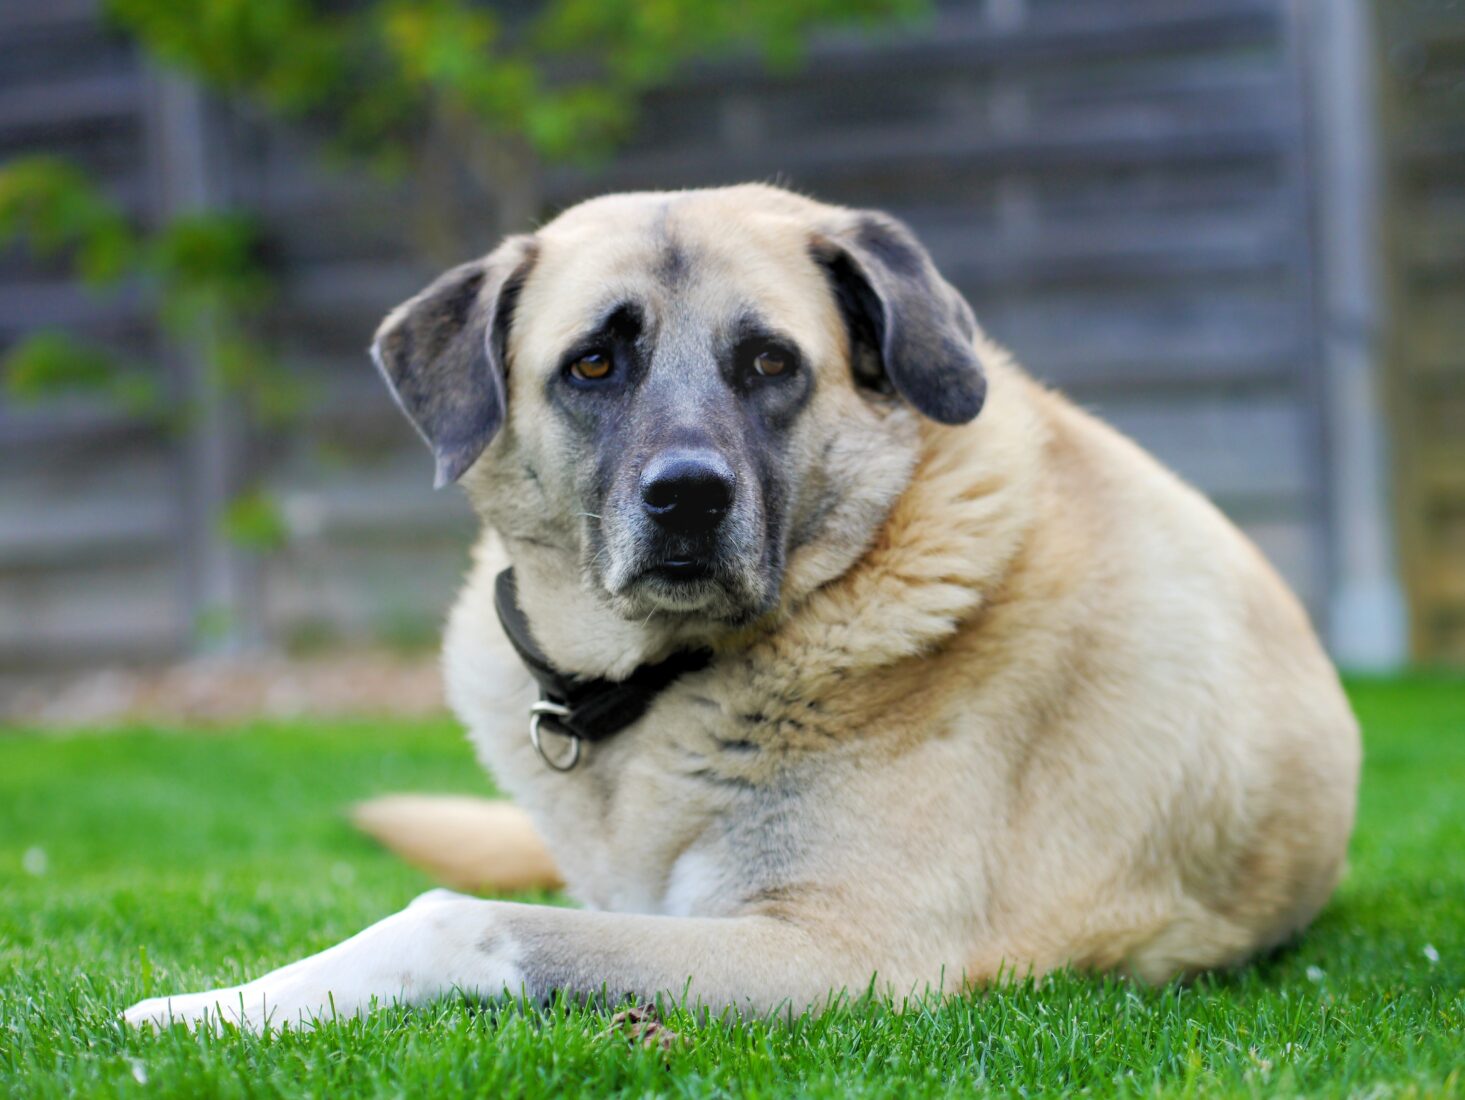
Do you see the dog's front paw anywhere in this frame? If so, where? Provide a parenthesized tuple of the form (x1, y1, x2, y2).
(122, 894, 508, 1033)
(123, 972, 367, 1033)
(123, 968, 378, 1033)
(123, 985, 266, 1032)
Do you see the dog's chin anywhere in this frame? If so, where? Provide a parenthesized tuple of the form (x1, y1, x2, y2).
(605, 559, 767, 626)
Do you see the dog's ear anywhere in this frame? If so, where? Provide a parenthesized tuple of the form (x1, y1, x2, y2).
(811, 213, 985, 424)
(371, 236, 537, 488)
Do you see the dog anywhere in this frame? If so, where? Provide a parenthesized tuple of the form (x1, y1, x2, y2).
(124, 184, 1360, 1032)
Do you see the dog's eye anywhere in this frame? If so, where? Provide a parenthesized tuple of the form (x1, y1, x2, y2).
(752, 350, 788, 377)
(569, 352, 612, 381)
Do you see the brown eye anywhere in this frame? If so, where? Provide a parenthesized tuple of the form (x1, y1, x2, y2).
(752, 350, 787, 377)
(570, 352, 612, 381)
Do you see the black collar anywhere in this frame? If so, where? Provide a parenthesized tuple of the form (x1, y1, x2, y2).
(493, 568, 712, 763)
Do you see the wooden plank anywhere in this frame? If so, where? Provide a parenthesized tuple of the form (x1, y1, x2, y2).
(251, 151, 411, 222)
(658, 0, 1279, 94)
(0, 279, 148, 333)
(268, 465, 474, 543)
(292, 385, 440, 457)
(0, 398, 156, 450)
(279, 261, 429, 318)
(727, 52, 1291, 149)
(0, 498, 173, 568)
(979, 286, 1304, 389)
(262, 542, 470, 643)
(1018, 64, 1293, 127)
(0, 23, 135, 95)
(0, 0, 100, 35)
(1088, 391, 1312, 503)
(0, 72, 142, 132)
(0, 560, 183, 663)
(908, 162, 1278, 221)
(545, 113, 1288, 201)
(928, 208, 1293, 288)
(0, 445, 176, 505)
(244, 200, 418, 267)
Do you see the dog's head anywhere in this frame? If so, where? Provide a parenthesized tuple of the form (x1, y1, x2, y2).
(373, 185, 985, 630)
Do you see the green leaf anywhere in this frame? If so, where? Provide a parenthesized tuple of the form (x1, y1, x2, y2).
(151, 213, 272, 312)
(2, 330, 170, 418)
(220, 488, 290, 552)
(0, 156, 138, 285)
(1, 331, 118, 400)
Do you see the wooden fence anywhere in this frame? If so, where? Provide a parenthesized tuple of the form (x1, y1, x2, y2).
(1376, 0, 1465, 663)
(0, 0, 1386, 667)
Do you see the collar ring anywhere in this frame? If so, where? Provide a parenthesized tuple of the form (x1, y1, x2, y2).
(528, 700, 581, 771)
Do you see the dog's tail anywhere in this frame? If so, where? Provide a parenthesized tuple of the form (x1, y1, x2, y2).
(351, 795, 564, 893)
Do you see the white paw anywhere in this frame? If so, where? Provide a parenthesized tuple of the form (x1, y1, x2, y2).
(122, 894, 516, 1033)
(123, 957, 402, 1033)
(124, 986, 278, 1032)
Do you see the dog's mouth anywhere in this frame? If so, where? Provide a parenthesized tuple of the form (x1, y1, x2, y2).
(651, 557, 713, 581)
(625, 530, 734, 592)
(604, 551, 763, 621)
(588, 504, 775, 623)
(633, 558, 724, 606)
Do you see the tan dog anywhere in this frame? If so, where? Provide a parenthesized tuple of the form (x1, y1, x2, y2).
(125, 185, 1359, 1032)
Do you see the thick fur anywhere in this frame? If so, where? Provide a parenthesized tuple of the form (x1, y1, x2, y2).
(353, 796, 562, 894)
(125, 185, 1359, 1031)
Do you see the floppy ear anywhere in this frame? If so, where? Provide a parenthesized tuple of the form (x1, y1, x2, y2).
(371, 236, 537, 488)
(811, 213, 985, 424)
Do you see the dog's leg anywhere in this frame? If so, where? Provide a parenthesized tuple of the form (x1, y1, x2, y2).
(122, 892, 875, 1032)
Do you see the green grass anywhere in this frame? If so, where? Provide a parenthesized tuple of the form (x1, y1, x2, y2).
(1, 679, 1462, 1098)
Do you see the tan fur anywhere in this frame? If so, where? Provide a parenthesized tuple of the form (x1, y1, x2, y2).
(134, 185, 1360, 1030)
(352, 796, 562, 893)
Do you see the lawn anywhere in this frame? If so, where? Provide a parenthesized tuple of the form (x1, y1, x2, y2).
(1, 678, 1462, 1098)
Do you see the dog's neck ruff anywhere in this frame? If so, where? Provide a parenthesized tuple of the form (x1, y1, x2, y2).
(493, 568, 712, 770)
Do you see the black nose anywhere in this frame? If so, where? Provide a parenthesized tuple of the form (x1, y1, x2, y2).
(640, 449, 735, 533)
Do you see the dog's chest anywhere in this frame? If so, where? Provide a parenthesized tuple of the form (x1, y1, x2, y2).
(465, 672, 783, 915)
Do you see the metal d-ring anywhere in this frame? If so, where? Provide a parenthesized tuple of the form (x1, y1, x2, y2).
(528, 700, 581, 771)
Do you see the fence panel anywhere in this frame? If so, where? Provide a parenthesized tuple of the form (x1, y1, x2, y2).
(0, 0, 1338, 665)
(1375, 2, 1465, 662)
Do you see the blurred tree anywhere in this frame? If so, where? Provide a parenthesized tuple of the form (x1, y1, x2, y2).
(108, 0, 922, 256)
(3, 0, 923, 397)
(0, 0, 921, 575)
(0, 156, 282, 431)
